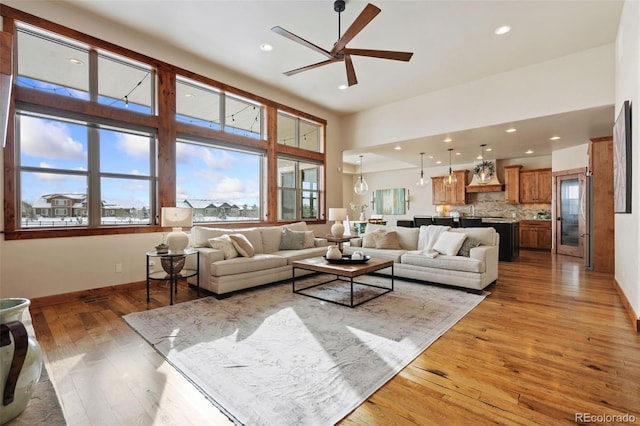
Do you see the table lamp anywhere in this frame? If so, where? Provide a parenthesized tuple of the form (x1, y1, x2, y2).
(328, 208, 347, 238)
(161, 207, 193, 253)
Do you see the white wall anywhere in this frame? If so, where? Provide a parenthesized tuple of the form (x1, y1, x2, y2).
(0, 2, 339, 298)
(552, 144, 589, 171)
(341, 45, 615, 149)
(614, 0, 640, 321)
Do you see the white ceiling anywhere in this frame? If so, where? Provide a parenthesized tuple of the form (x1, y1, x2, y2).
(51, 0, 623, 168)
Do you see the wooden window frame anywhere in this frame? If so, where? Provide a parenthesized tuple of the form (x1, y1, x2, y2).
(1, 5, 327, 240)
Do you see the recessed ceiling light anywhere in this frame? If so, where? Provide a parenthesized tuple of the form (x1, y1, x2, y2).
(526, 149, 534, 154)
(260, 43, 273, 51)
(69, 58, 83, 65)
(443, 137, 452, 143)
(494, 25, 511, 36)
(486, 148, 492, 152)
(506, 128, 517, 133)
(455, 152, 461, 156)
(477, 155, 483, 160)
(550, 136, 561, 140)
(394, 146, 402, 150)
(436, 160, 442, 164)
(184, 93, 194, 98)
(338, 84, 348, 90)
(428, 155, 434, 159)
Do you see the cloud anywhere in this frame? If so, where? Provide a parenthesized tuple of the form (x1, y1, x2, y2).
(20, 116, 86, 161)
(176, 143, 234, 170)
(116, 132, 149, 157)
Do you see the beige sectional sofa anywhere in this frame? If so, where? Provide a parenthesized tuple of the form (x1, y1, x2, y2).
(344, 223, 499, 292)
(187, 222, 329, 295)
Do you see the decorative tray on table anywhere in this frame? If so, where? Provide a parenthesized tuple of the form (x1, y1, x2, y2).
(323, 255, 371, 264)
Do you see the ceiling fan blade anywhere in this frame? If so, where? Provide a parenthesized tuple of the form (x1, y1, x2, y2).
(345, 55, 358, 86)
(283, 59, 340, 76)
(341, 48, 413, 62)
(271, 26, 334, 59)
(331, 3, 381, 56)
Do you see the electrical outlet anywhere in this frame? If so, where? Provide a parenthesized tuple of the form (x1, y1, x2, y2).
(115, 263, 123, 273)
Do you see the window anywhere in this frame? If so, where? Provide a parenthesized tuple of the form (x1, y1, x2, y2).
(277, 158, 321, 220)
(17, 111, 155, 228)
(176, 77, 221, 129)
(4, 7, 326, 239)
(97, 52, 154, 113)
(176, 139, 263, 223)
(277, 112, 321, 152)
(17, 25, 90, 100)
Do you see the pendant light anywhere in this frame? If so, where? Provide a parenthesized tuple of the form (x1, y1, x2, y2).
(354, 155, 369, 195)
(443, 148, 457, 187)
(474, 144, 493, 184)
(416, 152, 425, 187)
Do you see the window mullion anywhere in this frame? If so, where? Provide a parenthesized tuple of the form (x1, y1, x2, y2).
(88, 126, 101, 227)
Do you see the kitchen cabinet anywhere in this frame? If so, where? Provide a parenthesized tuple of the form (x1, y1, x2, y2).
(504, 165, 522, 204)
(519, 220, 552, 250)
(519, 168, 552, 203)
(431, 170, 469, 205)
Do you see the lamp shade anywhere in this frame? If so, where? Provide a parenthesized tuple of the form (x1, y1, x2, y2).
(161, 207, 193, 253)
(328, 208, 347, 221)
(161, 207, 193, 228)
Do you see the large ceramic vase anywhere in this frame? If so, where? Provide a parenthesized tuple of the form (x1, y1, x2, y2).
(0, 298, 43, 425)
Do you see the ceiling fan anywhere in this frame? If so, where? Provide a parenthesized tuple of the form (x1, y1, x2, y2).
(271, 1, 414, 87)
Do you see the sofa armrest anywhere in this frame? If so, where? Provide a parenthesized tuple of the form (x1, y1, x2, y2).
(470, 245, 498, 282)
(314, 238, 329, 247)
(349, 237, 363, 247)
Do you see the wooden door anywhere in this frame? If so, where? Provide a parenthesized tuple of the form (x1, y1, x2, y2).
(555, 172, 585, 257)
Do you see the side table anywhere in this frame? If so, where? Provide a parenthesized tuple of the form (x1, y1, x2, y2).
(324, 235, 352, 251)
(146, 248, 199, 305)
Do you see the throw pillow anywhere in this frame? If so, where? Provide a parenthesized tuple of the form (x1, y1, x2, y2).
(432, 231, 467, 256)
(362, 229, 383, 248)
(279, 227, 305, 250)
(373, 231, 402, 249)
(457, 237, 481, 257)
(229, 233, 255, 257)
(303, 231, 315, 248)
(208, 235, 238, 259)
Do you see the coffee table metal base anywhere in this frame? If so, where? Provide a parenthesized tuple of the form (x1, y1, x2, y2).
(292, 261, 394, 308)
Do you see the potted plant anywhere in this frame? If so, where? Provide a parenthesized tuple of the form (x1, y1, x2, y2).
(155, 233, 169, 254)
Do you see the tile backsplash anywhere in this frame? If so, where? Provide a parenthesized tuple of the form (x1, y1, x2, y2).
(447, 192, 551, 220)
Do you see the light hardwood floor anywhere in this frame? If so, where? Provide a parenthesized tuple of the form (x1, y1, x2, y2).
(30, 250, 640, 425)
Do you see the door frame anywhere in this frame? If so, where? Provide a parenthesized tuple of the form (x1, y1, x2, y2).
(552, 167, 587, 257)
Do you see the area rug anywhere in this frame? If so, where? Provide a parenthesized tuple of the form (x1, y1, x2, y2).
(123, 275, 486, 426)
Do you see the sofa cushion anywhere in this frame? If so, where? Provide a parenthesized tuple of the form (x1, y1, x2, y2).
(280, 227, 306, 250)
(208, 235, 238, 259)
(274, 246, 329, 263)
(417, 225, 451, 250)
(362, 230, 383, 248)
(401, 252, 485, 273)
(343, 246, 406, 263)
(229, 233, 255, 257)
(303, 231, 315, 248)
(260, 226, 284, 253)
(458, 237, 481, 257)
(363, 224, 419, 250)
(210, 254, 287, 276)
(285, 221, 308, 232)
(374, 231, 402, 249)
(232, 228, 264, 254)
(450, 227, 497, 246)
(433, 231, 467, 256)
(192, 226, 228, 247)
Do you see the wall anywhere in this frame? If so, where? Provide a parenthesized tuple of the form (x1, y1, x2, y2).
(552, 144, 589, 171)
(614, 0, 640, 322)
(341, 45, 615, 149)
(0, 2, 339, 299)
